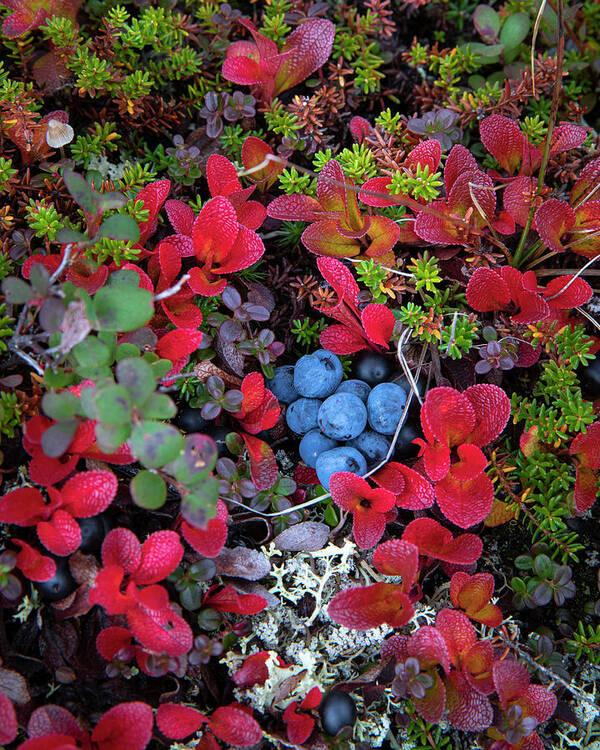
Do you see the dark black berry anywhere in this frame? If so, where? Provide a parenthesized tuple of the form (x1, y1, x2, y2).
(319, 690, 357, 736)
(177, 407, 211, 433)
(580, 357, 600, 395)
(78, 514, 110, 554)
(393, 422, 421, 460)
(34, 558, 77, 602)
(351, 351, 392, 386)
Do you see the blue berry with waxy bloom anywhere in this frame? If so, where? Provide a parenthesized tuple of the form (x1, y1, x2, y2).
(367, 382, 407, 435)
(334, 379, 371, 403)
(348, 429, 390, 468)
(319, 691, 357, 736)
(315, 447, 367, 490)
(318, 393, 367, 441)
(266, 365, 298, 404)
(299, 428, 338, 468)
(350, 351, 392, 385)
(286, 397, 322, 435)
(393, 422, 421, 460)
(35, 557, 77, 602)
(294, 349, 343, 398)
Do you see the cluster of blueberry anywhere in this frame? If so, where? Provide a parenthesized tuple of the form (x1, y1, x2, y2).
(267, 350, 420, 490)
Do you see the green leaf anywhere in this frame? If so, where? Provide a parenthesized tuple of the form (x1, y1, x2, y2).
(56, 228, 88, 245)
(44, 369, 75, 389)
(29, 263, 50, 296)
(181, 476, 219, 527)
(139, 393, 177, 420)
(42, 391, 81, 421)
(95, 422, 131, 453)
(63, 170, 97, 215)
(116, 343, 141, 361)
(473, 4, 500, 42)
(130, 470, 167, 509)
(129, 420, 184, 468)
(180, 586, 203, 611)
(467, 41, 504, 59)
(93, 285, 153, 332)
(116, 357, 156, 405)
(97, 214, 140, 243)
(80, 385, 98, 419)
(500, 12, 530, 50)
(2, 277, 33, 305)
(151, 359, 173, 379)
(96, 191, 127, 211)
(108, 269, 143, 288)
(72, 336, 111, 369)
(40, 420, 78, 458)
(94, 384, 132, 425)
(324, 502, 339, 526)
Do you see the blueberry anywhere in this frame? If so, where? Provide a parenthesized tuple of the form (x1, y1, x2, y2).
(177, 407, 210, 433)
(299, 428, 338, 468)
(367, 382, 407, 435)
(294, 350, 343, 398)
(580, 357, 600, 395)
(78, 514, 110, 554)
(395, 372, 427, 401)
(286, 398, 322, 435)
(393, 422, 421, 460)
(348, 429, 390, 468)
(266, 365, 299, 404)
(319, 691, 357, 736)
(318, 393, 367, 441)
(335, 379, 371, 403)
(34, 557, 77, 602)
(351, 351, 392, 385)
(315, 447, 367, 490)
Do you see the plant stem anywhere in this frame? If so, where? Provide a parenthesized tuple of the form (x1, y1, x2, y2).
(512, 0, 564, 268)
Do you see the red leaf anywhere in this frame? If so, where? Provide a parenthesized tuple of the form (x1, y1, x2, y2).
(435, 473, 495, 528)
(0, 690, 17, 744)
(209, 704, 263, 748)
(365, 214, 399, 257)
(13, 539, 56, 582)
(18, 734, 79, 749)
(406, 140, 442, 173)
(193, 197, 239, 264)
(203, 584, 267, 615)
(136, 180, 170, 244)
(283, 703, 315, 745)
(273, 19, 335, 98)
(414, 672, 446, 724)
(88, 566, 131, 615)
(444, 145, 479, 194)
(450, 572, 503, 627)
(504, 176, 538, 226)
(242, 433, 278, 490)
(349, 116, 372, 142)
(37, 510, 81, 556)
(126, 604, 193, 656)
(242, 136, 284, 189)
(101, 528, 142, 575)
(60, 470, 117, 518)
(358, 176, 396, 207)
(466, 268, 511, 313)
(361, 303, 395, 347)
(320, 324, 368, 355)
(542, 274, 592, 310)
(181, 501, 228, 558)
(535, 199, 574, 253)
(521, 684, 557, 723)
(408, 626, 451, 672)
(233, 652, 271, 688)
(156, 703, 207, 740)
(136, 531, 184, 585)
(215, 225, 265, 274)
(302, 219, 361, 258)
(549, 123, 587, 155)
(480, 116, 540, 175)
(372, 540, 419, 591)
(206, 154, 242, 197)
(165, 199, 195, 235)
(381, 634, 408, 662)
(445, 671, 493, 731)
(434, 608, 476, 664)
(0, 486, 47, 525)
(463, 384, 511, 447)
(96, 627, 132, 661)
(571, 156, 600, 205)
(401, 518, 483, 565)
(421, 387, 476, 447)
(327, 583, 414, 629)
(267, 193, 322, 222)
(91, 702, 154, 750)
(492, 659, 530, 710)
(27, 705, 84, 740)
(463, 640, 496, 695)
(449, 444, 487, 482)
(156, 329, 204, 362)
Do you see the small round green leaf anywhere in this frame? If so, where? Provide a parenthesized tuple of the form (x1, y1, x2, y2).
(94, 384, 132, 425)
(130, 470, 167, 509)
(116, 357, 156, 405)
(97, 214, 140, 243)
(129, 420, 184, 468)
(93, 286, 153, 332)
(500, 12, 530, 50)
